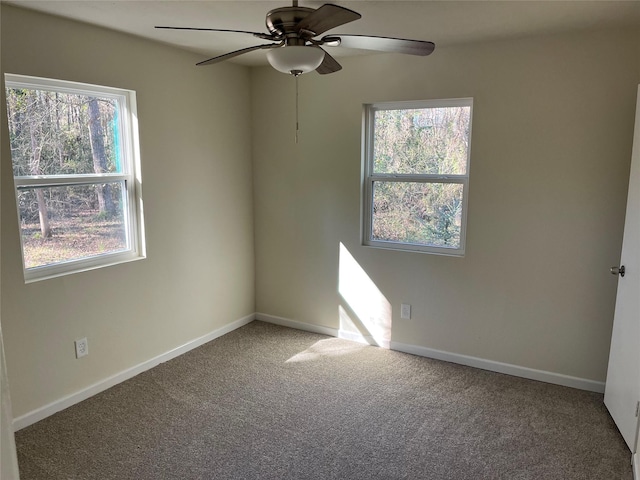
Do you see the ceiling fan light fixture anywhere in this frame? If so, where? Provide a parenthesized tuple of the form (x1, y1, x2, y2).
(266, 46, 325, 75)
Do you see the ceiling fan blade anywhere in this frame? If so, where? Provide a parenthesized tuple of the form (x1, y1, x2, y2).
(325, 34, 435, 56)
(155, 26, 277, 41)
(196, 43, 281, 66)
(315, 48, 342, 75)
(296, 4, 361, 37)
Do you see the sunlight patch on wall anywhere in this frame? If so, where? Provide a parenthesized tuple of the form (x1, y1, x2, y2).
(338, 243, 391, 348)
(338, 305, 377, 346)
(285, 339, 367, 363)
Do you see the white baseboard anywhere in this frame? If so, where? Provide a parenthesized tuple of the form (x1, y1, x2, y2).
(257, 312, 605, 393)
(633, 452, 639, 480)
(389, 341, 604, 393)
(12, 313, 256, 431)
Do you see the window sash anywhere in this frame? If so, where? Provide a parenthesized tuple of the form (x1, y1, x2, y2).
(363, 178, 469, 255)
(14, 174, 130, 189)
(5, 74, 135, 178)
(16, 179, 140, 282)
(4, 74, 128, 103)
(367, 174, 467, 183)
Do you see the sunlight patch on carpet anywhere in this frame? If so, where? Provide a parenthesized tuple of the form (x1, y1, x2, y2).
(285, 338, 367, 363)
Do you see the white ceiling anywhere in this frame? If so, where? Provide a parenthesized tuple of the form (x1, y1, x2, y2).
(4, 1, 640, 66)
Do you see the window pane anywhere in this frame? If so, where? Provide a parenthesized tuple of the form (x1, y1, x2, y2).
(5, 88, 122, 177)
(18, 182, 128, 269)
(372, 181, 463, 248)
(373, 106, 470, 175)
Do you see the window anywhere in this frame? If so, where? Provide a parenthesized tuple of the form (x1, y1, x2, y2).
(4, 74, 145, 282)
(362, 98, 473, 255)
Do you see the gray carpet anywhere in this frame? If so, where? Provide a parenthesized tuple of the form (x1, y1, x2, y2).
(16, 321, 632, 479)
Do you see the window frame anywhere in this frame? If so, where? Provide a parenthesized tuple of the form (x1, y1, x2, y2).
(362, 98, 473, 256)
(4, 74, 145, 282)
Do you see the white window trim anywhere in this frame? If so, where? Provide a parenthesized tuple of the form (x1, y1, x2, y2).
(362, 98, 473, 256)
(5, 74, 146, 282)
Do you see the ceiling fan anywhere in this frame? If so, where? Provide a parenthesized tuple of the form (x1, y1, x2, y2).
(156, 1, 435, 76)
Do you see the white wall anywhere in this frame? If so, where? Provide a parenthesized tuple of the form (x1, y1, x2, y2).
(1, 5, 255, 418)
(252, 28, 640, 383)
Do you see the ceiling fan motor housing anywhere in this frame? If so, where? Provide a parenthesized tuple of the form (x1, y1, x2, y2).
(266, 7, 315, 38)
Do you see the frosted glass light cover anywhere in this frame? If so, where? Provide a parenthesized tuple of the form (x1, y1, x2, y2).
(266, 46, 325, 75)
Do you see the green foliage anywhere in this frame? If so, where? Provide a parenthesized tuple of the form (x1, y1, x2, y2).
(373, 107, 469, 175)
(6, 86, 124, 243)
(94, 207, 122, 222)
(6, 88, 119, 177)
(371, 106, 470, 248)
(373, 182, 463, 247)
(17, 184, 122, 224)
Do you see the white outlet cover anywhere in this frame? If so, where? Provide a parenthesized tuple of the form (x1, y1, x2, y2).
(75, 338, 88, 358)
(401, 304, 411, 320)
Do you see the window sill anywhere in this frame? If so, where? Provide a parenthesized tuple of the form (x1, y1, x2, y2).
(363, 240, 465, 257)
(24, 253, 146, 284)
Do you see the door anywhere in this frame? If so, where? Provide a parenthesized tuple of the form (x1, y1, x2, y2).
(604, 85, 640, 452)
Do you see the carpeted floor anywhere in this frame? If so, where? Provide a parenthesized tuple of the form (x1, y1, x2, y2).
(15, 321, 632, 479)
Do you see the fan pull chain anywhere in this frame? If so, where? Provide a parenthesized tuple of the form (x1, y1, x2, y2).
(295, 74, 299, 144)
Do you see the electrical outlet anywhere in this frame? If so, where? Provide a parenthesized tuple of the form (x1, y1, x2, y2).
(75, 337, 88, 358)
(401, 303, 411, 320)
